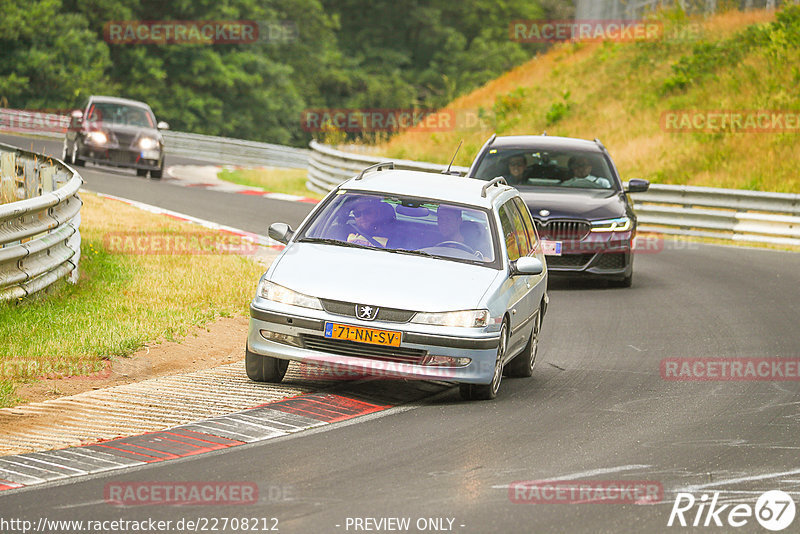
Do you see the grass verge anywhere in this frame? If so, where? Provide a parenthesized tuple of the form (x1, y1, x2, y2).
(0, 192, 266, 408)
(378, 8, 800, 193)
(217, 167, 323, 199)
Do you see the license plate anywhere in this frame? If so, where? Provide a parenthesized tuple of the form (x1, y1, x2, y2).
(541, 240, 562, 256)
(141, 150, 160, 159)
(324, 322, 401, 347)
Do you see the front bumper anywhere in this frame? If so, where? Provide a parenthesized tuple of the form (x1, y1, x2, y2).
(81, 145, 163, 171)
(544, 230, 633, 279)
(247, 303, 501, 384)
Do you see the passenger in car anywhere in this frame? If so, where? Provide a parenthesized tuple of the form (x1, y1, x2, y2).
(504, 155, 529, 185)
(346, 198, 391, 247)
(563, 155, 611, 188)
(437, 206, 466, 243)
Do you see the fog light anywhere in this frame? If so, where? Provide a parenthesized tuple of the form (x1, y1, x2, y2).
(260, 330, 301, 347)
(423, 355, 471, 367)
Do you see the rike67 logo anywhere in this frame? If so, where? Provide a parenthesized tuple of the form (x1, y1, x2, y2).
(668, 490, 796, 531)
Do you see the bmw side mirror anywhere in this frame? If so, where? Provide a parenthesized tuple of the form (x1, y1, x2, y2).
(268, 222, 294, 244)
(625, 179, 650, 193)
(513, 256, 543, 276)
(157, 121, 170, 130)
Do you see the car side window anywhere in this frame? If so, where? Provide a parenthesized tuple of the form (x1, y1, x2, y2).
(498, 203, 521, 261)
(508, 201, 531, 257)
(513, 197, 538, 253)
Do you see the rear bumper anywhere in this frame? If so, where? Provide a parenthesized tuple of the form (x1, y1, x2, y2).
(247, 303, 501, 384)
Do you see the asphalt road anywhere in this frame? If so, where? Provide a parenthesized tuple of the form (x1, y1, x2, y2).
(1, 132, 799, 533)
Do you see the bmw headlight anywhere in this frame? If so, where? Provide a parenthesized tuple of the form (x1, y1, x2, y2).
(590, 216, 631, 232)
(411, 309, 489, 328)
(138, 137, 158, 150)
(87, 131, 107, 145)
(258, 280, 322, 310)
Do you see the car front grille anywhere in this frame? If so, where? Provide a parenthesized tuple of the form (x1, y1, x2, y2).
(319, 298, 415, 323)
(546, 253, 594, 268)
(535, 219, 591, 241)
(107, 149, 137, 164)
(301, 335, 427, 365)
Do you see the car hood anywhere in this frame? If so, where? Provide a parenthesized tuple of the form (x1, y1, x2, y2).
(518, 188, 626, 221)
(268, 243, 502, 312)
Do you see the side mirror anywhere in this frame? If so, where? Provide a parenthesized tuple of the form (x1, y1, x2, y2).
(625, 179, 650, 193)
(157, 121, 169, 130)
(268, 222, 294, 244)
(513, 256, 544, 276)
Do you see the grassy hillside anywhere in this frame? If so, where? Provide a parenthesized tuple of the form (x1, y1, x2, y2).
(379, 8, 800, 193)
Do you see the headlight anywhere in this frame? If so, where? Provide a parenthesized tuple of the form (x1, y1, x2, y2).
(87, 131, 107, 145)
(138, 137, 157, 150)
(258, 280, 322, 310)
(590, 216, 631, 232)
(411, 309, 489, 328)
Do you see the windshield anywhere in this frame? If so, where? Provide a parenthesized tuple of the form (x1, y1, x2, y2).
(300, 191, 497, 265)
(472, 147, 617, 190)
(86, 103, 156, 128)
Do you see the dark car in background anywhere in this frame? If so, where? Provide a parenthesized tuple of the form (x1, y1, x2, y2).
(467, 135, 649, 287)
(63, 96, 168, 179)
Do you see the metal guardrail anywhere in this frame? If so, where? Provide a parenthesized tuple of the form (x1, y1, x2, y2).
(307, 140, 469, 194)
(0, 108, 310, 169)
(0, 143, 82, 301)
(309, 141, 800, 247)
(163, 131, 309, 168)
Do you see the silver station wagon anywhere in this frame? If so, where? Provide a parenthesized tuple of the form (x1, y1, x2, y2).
(246, 164, 548, 400)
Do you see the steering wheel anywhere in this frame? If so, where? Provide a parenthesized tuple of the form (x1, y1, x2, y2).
(433, 240, 477, 254)
(346, 220, 384, 248)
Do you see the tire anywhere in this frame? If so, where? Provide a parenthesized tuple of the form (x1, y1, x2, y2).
(136, 169, 148, 177)
(460, 321, 507, 401)
(245, 345, 288, 383)
(505, 308, 540, 378)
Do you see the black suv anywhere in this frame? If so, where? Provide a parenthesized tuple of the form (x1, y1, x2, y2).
(63, 96, 168, 179)
(467, 135, 649, 287)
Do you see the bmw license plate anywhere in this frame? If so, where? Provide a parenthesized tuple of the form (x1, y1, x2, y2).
(324, 323, 401, 347)
(541, 240, 562, 256)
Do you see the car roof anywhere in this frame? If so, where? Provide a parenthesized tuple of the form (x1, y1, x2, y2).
(88, 96, 153, 110)
(489, 135, 604, 153)
(339, 169, 514, 209)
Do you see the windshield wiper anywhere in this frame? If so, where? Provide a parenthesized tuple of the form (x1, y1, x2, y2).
(383, 248, 435, 258)
(296, 237, 371, 250)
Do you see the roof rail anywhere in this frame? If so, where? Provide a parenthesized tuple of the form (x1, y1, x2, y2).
(355, 162, 394, 180)
(542, 130, 547, 136)
(594, 138, 606, 151)
(486, 133, 497, 146)
(481, 176, 508, 198)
